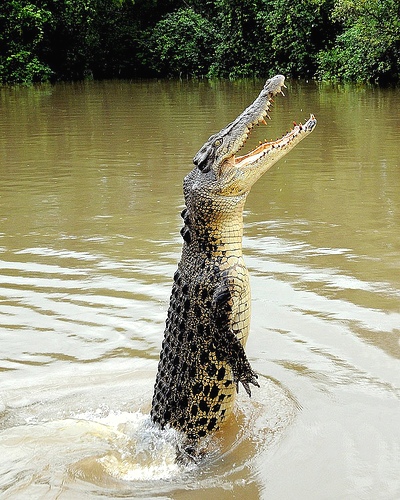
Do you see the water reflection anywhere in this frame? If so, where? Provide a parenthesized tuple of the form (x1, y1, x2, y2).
(0, 79, 399, 499)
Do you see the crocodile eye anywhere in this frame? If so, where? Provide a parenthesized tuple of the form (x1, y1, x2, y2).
(214, 139, 222, 147)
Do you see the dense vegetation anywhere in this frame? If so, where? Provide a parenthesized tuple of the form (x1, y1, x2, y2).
(1, 0, 399, 85)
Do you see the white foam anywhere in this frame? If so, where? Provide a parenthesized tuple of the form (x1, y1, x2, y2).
(74, 409, 183, 481)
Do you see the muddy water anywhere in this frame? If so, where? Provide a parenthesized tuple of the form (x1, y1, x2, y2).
(0, 79, 399, 499)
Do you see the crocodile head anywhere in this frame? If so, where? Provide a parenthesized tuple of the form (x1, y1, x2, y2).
(192, 75, 316, 198)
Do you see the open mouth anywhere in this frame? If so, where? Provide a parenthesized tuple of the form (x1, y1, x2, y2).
(235, 114, 317, 169)
(194, 75, 316, 176)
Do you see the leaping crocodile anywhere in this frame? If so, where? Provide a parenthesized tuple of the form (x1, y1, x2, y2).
(151, 75, 316, 455)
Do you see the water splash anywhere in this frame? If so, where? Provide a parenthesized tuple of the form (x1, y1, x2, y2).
(72, 409, 191, 481)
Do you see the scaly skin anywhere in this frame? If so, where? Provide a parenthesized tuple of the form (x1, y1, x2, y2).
(150, 75, 316, 453)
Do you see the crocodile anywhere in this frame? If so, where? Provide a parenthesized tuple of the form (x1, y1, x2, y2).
(150, 75, 316, 456)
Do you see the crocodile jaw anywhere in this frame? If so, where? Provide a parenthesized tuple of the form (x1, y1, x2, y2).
(192, 75, 316, 198)
(218, 114, 317, 196)
(193, 75, 286, 173)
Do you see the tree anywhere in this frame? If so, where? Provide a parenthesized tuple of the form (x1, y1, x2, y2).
(1, 0, 399, 84)
(255, 0, 336, 79)
(317, 0, 400, 83)
(0, 1, 53, 84)
(205, 0, 335, 79)
(146, 8, 216, 77)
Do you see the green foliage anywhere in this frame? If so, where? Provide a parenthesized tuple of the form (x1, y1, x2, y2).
(146, 8, 216, 77)
(45, 0, 101, 79)
(317, 0, 400, 83)
(43, 0, 145, 80)
(0, 1, 53, 84)
(0, 50, 53, 84)
(206, 0, 264, 78)
(256, 0, 336, 78)
(0, 0, 399, 84)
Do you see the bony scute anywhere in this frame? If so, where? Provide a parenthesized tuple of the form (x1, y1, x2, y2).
(150, 75, 316, 458)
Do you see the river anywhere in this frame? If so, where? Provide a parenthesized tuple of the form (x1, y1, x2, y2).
(0, 78, 399, 499)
